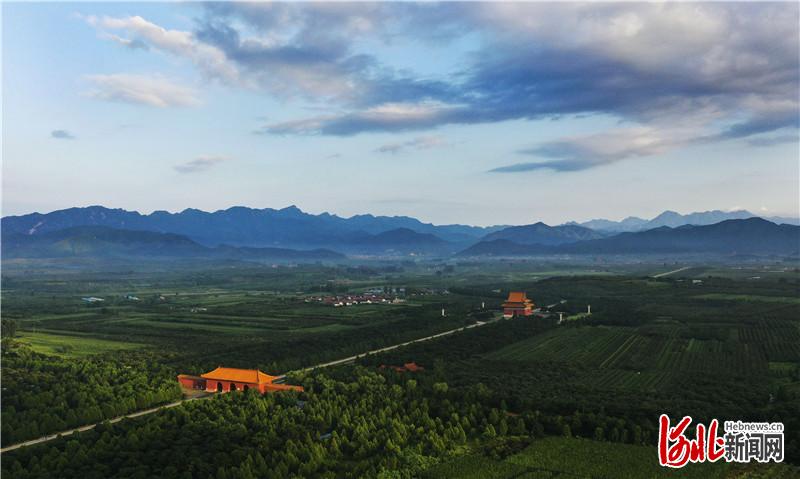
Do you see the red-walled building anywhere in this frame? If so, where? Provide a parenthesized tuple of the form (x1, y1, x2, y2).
(178, 367, 304, 394)
(502, 291, 535, 318)
(380, 362, 425, 373)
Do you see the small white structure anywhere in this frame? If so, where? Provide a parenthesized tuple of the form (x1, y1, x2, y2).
(587, 305, 592, 315)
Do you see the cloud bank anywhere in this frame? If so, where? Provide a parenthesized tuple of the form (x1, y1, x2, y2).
(86, 3, 799, 171)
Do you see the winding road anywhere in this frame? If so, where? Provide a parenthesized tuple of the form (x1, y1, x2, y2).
(1, 314, 501, 454)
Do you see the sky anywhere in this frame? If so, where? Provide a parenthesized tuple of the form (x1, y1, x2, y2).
(2, 2, 799, 226)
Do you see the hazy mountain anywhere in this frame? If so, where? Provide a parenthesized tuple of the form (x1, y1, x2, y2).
(341, 228, 451, 255)
(2, 226, 345, 262)
(757, 215, 800, 226)
(460, 218, 800, 257)
(570, 209, 799, 232)
(455, 239, 551, 256)
(6, 206, 798, 258)
(481, 222, 605, 245)
(1, 205, 500, 250)
(647, 210, 754, 228)
(331, 214, 502, 244)
(577, 216, 648, 232)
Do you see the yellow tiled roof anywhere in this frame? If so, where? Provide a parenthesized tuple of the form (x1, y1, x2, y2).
(201, 367, 277, 384)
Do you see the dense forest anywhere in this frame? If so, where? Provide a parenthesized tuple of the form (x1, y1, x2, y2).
(3, 366, 666, 479)
(1, 343, 181, 444)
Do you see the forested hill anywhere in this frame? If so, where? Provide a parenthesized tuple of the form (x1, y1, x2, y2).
(480, 222, 605, 245)
(460, 218, 800, 257)
(2, 225, 344, 261)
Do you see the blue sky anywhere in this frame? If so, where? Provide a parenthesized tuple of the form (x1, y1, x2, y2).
(3, 2, 798, 226)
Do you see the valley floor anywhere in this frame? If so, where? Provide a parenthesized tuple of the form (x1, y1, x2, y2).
(1, 261, 798, 477)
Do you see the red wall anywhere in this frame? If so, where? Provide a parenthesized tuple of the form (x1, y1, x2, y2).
(178, 376, 206, 389)
(179, 377, 304, 394)
(204, 380, 257, 393)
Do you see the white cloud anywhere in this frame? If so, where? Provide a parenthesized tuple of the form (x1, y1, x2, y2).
(376, 135, 447, 154)
(87, 15, 238, 83)
(82, 4, 797, 145)
(261, 101, 463, 135)
(85, 74, 200, 108)
(174, 156, 229, 174)
(494, 127, 676, 172)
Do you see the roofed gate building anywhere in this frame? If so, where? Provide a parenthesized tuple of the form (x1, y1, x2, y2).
(502, 291, 535, 318)
(178, 367, 304, 394)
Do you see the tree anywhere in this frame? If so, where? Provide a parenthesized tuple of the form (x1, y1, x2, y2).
(594, 426, 605, 441)
(1, 319, 18, 338)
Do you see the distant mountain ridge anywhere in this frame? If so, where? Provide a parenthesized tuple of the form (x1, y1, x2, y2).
(1, 205, 500, 253)
(460, 218, 800, 257)
(2, 226, 344, 261)
(4, 205, 799, 259)
(480, 222, 605, 245)
(568, 209, 799, 232)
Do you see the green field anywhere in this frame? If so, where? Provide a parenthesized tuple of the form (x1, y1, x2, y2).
(487, 326, 634, 366)
(694, 293, 800, 304)
(15, 330, 143, 358)
(484, 320, 778, 392)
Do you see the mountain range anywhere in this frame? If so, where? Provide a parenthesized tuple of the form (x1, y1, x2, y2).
(481, 222, 606, 245)
(2, 205, 799, 260)
(1, 226, 344, 262)
(0, 205, 500, 250)
(460, 218, 800, 257)
(570, 209, 799, 233)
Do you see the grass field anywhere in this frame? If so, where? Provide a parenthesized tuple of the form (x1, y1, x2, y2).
(14, 330, 143, 358)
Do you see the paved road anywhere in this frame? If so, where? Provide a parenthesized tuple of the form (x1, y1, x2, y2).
(1, 314, 501, 453)
(0, 396, 210, 453)
(295, 315, 501, 373)
(652, 266, 690, 278)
